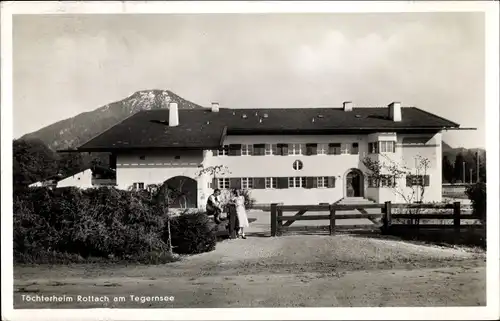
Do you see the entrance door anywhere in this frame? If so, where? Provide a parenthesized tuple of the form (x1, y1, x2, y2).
(346, 171, 362, 197)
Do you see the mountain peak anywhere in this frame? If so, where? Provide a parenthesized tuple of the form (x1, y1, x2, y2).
(119, 89, 203, 113)
(21, 89, 205, 150)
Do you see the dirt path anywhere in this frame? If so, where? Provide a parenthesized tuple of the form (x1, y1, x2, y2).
(14, 230, 486, 308)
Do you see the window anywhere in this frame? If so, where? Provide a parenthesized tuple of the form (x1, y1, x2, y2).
(217, 178, 230, 189)
(340, 143, 351, 155)
(317, 143, 328, 155)
(368, 175, 395, 187)
(288, 144, 303, 155)
(368, 141, 395, 154)
(133, 182, 145, 190)
(316, 176, 328, 188)
(265, 144, 278, 155)
(380, 176, 396, 187)
(139, 155, 146, 160)
(265, 177, 277, 189)
(328, 143, 341, 155)
(241, 144, 253, 156)
(380, 141, 395, 153)
(368, 142, 379, 154)
(288, 177, 306, 188)
(406, 175, 430, 187)
(174, 155, 181, 160)
(217, 145, 229, 156)
(292, 160, 303, 170)
(241, 177, 253, 189)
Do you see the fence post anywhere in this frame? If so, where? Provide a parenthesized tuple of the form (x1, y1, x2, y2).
(453, 201, 461, 234)
(329, 204, 336, 235)
(383, 201, 392, 234)
(277, 203, 284, 236)
(270, 203, 278, 237)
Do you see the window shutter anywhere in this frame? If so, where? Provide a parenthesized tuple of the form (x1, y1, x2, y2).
(406, 175, 412, 187)
(280, 144, 288, 156)
(254, 177, 265, 189)
(228, 144, 241, 156)
(253, 144, 265, 156)
(276, 144, 283, 155)
(305, 177, 314, 188)
(424, 175, 430, 186)
(229, 178, 241, 189)
(277, 177, 288, 189)
(327, 177, 336, 188)
(212, 177, 217, 189)
(306, 144, 317, 156)
(351, 143, 359, 155)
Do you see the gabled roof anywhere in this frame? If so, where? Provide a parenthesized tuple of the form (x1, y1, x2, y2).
(75, 107, 460, 152)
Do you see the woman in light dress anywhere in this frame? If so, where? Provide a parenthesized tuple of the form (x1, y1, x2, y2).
(231, 189, 249, 239)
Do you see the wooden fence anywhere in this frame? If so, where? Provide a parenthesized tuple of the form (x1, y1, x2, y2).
(215, 204, 238, 239)
(270, 202, 480, 237)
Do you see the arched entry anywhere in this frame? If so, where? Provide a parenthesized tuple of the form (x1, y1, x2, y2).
(345, 169, 364, 198)
(164, 176, 198, 208)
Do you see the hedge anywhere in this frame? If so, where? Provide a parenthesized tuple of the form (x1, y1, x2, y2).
(13, 187, 216, 264)
(466, 182, 486, 224)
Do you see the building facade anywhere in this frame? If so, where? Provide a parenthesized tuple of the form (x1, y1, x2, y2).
(73, 101, 460, 208)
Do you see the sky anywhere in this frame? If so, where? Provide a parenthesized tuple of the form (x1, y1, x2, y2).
(13, 12, 485, 148)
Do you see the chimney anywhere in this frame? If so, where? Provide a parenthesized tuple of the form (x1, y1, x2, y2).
(343, 101, 353, 112)
(169, 102, 179, 127)
(388, 102, 402, 122)
(211, 102, 220, 112)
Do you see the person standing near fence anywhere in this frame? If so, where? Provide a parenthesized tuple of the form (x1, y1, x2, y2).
(230, 189, 249, 239)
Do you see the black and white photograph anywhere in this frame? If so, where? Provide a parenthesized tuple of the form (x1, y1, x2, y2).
(1, 1, 499, 320)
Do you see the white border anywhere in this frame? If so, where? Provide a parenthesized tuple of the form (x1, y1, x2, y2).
(1, 1, 499, 320)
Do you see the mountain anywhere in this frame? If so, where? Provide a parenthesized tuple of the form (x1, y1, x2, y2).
(20, 89, 204, 151)
(442, 141, 485, 162)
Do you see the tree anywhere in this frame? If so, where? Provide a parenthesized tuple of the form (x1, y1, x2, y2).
(442, 156, 454, 183)
(13, 138, 59, 188)
(58, 152, 87, 177)
(453, 153, 465, 183)
(362, 154, 430, 218)
(196, 165, 231, 182)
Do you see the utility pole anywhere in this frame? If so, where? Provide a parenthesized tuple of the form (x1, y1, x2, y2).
(462, 161, 466, 184)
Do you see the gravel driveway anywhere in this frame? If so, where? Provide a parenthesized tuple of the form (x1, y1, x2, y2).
(14, 210, 486, 308)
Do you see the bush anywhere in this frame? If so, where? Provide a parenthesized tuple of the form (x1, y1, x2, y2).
(168, 211, 216, 254)
(13, 186, 215, 263)
(466, 182, 486, 224)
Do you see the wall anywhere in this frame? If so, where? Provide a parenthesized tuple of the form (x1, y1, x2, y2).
(115, 150, 211, 209)
(398, 132, 442, 203)
(113, 131, 443, 207)
(210, 135, 369, 205)
(56, 169, 93, 189)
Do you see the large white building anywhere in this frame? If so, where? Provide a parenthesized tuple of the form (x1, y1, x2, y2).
(73, 101, 461, 208)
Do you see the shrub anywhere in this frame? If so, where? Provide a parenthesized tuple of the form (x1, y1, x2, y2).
(168, 211, 216, 255)
(13, 186, 215, 263)
(466, 182, 486, 224)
